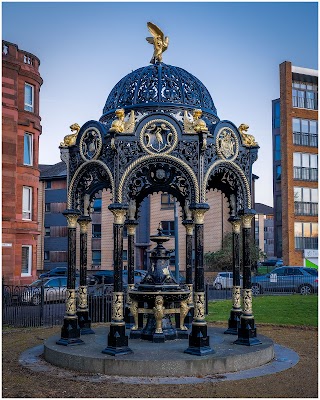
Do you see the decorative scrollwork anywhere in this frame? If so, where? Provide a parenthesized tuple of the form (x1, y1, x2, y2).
(194, 292, 205, 321)
(65, 289, 77, 315)
(78, 286, 88, 310)
(243, 288, 253, 315)
(112, 292, 124, 321)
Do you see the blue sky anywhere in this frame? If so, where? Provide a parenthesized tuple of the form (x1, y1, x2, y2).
(2, 1, 318, 207)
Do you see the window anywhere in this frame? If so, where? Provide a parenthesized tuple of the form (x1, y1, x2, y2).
(45, 227, 51, 237)
(24, 83, 34, 112)
(44, 251, 50, 261)
(294, 187, 318, 203)
(92, 224, 102, 238)
(45, 181, 52, 189)
(293, 152, 318, 181)
(294, 222, 318, 249)
(275, 165, 281, 180)
(161, 221, 175, 235)
(161, 193, 175, 207)
(93, 198, 102, 212)
(123, 225, 128, 238)
(45, 203, 51, 212)
(92, 250, 101, 265)
(273, 101, 280, 128)
(274, 135, 281, 161)
(292, 81, 318, 110)
(23, 133, 33, 165)
(21, 245, 32, 276)
(292, 118, 318, 147)
(22, 186, 32, 220)
(123, 250, 128, 261)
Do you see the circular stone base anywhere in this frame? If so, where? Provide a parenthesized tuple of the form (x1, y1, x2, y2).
(44, 326, 274, 377)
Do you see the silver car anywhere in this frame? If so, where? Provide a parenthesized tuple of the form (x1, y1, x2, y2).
(213, 272, 243, 289)
(21, 277, 79, 306)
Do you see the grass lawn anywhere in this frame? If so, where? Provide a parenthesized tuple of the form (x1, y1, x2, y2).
(206, 294, 318, 327)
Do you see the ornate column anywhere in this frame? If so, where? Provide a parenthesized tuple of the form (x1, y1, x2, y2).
(102, 204, 133, 355)
(180, 220, 194, 329)
(57, 209, 84, 346)
(234, 211, 261, 346)
(124, 219, 138, 329)
(225, 216, 242, 334)
(77, 216, 94, 335)
(184, 204, 214, 356)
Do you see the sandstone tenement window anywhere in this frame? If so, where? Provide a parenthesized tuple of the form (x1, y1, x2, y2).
(292, 118, 318, 147)
(92, 250, 101, 266)
(22, 186, 32, 220)
(24, 83, 34, 112)
(93, 198, 102, 212)
(161, 193, 175, 208)
(92, 224, 102, 238)
(123, 250, 128, 261)
(23, 133, 33, 166)
(45, 181, 52, 189)
(294, 222, 318, 250)
(21, 245, 32, 276)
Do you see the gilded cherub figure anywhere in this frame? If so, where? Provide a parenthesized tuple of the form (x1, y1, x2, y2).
(60, 123, 80, 147)
(109, 109, 135, 134)
(146, 22, 169, 64)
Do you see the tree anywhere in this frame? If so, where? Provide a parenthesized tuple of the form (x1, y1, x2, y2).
(204, 232, 266, 272)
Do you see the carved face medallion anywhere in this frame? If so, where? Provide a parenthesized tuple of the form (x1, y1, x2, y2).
(216, 127, 239, 161)
(140, 119, 178, 155)
(80, 128, 102, 161)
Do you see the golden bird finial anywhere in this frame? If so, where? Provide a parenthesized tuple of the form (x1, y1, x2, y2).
(146, 22, 169, 64)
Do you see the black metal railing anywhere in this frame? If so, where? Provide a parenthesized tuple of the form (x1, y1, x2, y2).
(294, 202, 318, 216)
(2, 283, 113, 328)
(294, 236, 318, 250)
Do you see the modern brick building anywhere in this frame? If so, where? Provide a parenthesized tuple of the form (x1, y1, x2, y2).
(254, 203, 274, 259)
(272, 61, 318, 267)
(2, 41, 43, 284)
(38, 161, 232, 275)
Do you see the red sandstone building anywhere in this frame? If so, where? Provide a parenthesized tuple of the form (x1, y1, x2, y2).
(273, 61, 318, 267)
(2, 41, 43, 284)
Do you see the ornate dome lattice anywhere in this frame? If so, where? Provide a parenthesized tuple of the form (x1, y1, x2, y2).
(101, 63, 217, 118)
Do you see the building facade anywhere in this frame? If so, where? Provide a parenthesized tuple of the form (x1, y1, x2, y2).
(254, 203, 274, 259)
(38, 161, 232, 275)
(272, 61, 318, 266)
(2, 41, 43, 284)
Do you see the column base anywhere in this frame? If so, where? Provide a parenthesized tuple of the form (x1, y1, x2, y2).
(102, 323, 133, 356)
(77, 310, 95, 335)
(234, 316, 262, 346)
(176, 329, 189, 339)
(56, 316, 84, 346)
(224, 309, 242, 335)
(184, 322, 214, 356)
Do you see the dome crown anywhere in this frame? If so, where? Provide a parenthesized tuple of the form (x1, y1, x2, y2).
(102, 63, 217, 117)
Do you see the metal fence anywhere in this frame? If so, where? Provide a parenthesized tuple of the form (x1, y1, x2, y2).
(2, 284, 113, 328)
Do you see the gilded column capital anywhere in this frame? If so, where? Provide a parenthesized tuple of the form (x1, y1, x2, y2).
(109, 203, 128, 224)
(78, 216, 91, 233)
(232, 220, 241, 234)
(190, 203, 210, 225)
(127, 224, 137, 235)
(63, 209, 81, 228)
(183, 222, 194, 235)
(241, 214, 255, 229)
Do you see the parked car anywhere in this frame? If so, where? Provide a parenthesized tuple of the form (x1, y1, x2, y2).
(213, 272, 243, 289)
(251, 266, 318, 295)
(39, 266, 80, 279)
(21, 277, 79, 306)
(258, 259, 283, 268)
(88, 269, 147, 286)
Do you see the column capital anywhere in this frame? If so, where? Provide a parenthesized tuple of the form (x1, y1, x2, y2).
(109, 203, 128, 224)
(190, 203, 210, 225)
(241, 214, 255, 229)
(63, 209, 81, 228)
(183, 220, 194, 235)
(78, 215, 92, 233)
(125, 219, 138, 235)
(229, 216, 241, 233)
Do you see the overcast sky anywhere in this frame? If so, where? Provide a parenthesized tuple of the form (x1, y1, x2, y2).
(2, 1, 318, 207)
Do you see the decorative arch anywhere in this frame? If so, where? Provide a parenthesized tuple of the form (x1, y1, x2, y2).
(68, 160, 115, 210)
(203, 160, 251, 209)
(117, 154, 200, 207)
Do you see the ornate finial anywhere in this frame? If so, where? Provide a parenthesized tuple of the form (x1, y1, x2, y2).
(238, 124, 258, 147)
(60, 123, 80, 147)
(109, 109, 135, 134)
(146, 22, 169, 64)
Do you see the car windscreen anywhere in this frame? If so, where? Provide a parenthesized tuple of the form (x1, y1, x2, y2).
(304, 268, 318, 276)
(29, 280, 43, 287)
